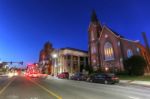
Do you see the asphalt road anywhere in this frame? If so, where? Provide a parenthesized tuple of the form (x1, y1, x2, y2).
(0, 76, 150, 99)
(0, 76, 57, 99)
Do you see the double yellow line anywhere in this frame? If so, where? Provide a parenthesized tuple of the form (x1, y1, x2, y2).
(0, 77, 62, 99)
(29, 78, 62, 99)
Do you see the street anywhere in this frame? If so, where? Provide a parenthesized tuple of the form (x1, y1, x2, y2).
(0, 76, 58, 99)
(0, 76, 150, 99)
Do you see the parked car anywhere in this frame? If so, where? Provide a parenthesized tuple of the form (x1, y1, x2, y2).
(70, 72, 88, 81)
(26, 72, 39, 78)
(87, 73, 119, 84)
(57, 72, 69, 79)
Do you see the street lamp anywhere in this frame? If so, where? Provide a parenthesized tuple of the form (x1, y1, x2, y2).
(52, 54, 58, 67)
(52, 53, 58, 76)
(105, 67, 109, 72)
(52, 54, 58, 59)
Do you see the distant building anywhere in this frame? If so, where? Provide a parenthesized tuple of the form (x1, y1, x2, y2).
(39, 43, 88, 76)
(39, 42, 54, 74)
(88, 11, 150, 73)
(51, 48, 88, 76)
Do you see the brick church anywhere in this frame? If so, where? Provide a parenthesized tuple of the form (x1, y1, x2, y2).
(88, 11, 150, 74)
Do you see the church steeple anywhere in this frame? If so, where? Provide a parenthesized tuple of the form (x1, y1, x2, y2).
(88, 10, 102, 71)
(89, 10, 102, 32)
(91, 10, 99, 22)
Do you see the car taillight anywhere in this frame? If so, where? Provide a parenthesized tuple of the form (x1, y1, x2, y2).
(33, 74, 37, 77)
(112, 77, 118, 80)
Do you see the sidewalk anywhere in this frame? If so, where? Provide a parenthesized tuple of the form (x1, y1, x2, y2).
(0, 74, 8, 77)
(47, 75, 150, 87)
(120, 80, 150, 86)
(46, 75, 59, 80)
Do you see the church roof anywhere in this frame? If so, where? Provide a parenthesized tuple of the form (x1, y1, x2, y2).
(101, 25, 141, 44)
(89, 11, 139, 43)
(60, 47, 88, 53)
(105, 26, 125, 38)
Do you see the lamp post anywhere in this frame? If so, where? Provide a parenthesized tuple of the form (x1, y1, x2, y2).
(105, 67, 109, 72)
(52, 53, 58, 76)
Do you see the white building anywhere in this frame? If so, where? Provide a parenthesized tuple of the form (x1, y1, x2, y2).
(51, 47, 88, 76)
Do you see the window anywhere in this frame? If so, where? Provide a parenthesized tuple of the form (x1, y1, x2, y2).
(91, 32, 95, 41)
(120, 58, 123, 62)
(127, 49, 133, 58)
(104, 42, 114, 60)
(105, 34, 108, 38)
(73, 56, 78, 61)
(80, 57, 84, 61)
(93, 59, 96, 63)
(67, 55, 71, 60)
(96, 74, 103, 78)
(91, 46, 96, 54)
(136, 48, 140, 52)
(118, 41, 120, 46)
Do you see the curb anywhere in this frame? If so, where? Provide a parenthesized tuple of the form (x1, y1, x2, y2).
(130, 83, 150, 87)
(120, 80, 150, 87)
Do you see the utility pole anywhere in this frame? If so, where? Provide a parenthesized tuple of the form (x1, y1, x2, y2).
(142, 32, 150, 73)
(142, 32, 150, 56)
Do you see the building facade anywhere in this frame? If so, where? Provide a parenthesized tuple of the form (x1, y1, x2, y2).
(51, 48, 88, 76)
(88, 11, 150, 73)
(137, 44, 150, 74)
(39, 42, 54, 74)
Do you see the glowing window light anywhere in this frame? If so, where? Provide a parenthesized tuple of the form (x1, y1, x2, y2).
(104, 42, 114, 60)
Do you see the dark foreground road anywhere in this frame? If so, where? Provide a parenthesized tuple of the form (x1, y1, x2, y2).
(0, 76, 150, 99)
(0, 76, 58, 99)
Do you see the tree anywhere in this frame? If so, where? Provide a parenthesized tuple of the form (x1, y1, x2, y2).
(85, 65, 94, 74)
(124, 55, 147, 76)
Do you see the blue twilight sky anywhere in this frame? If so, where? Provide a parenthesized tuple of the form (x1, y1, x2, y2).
(0, 0, 150, 65)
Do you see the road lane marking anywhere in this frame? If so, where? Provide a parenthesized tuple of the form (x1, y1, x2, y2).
(129, 96, 140, 99)
(29, 78, 62, 99)
(0, 77, 15, 95)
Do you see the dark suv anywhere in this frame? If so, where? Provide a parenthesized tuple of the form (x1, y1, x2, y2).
(87, 73, 119, 84)
(70, 73, 88, 81)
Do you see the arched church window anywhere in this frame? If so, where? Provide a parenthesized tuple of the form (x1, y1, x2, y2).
(91, 46, 96, 54)
(104, 42, 114, 60)
(136, 48, 140, 52)
(127, 49, 133, 58)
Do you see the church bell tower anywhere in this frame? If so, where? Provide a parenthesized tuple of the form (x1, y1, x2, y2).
(88, 10, 102, 71)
